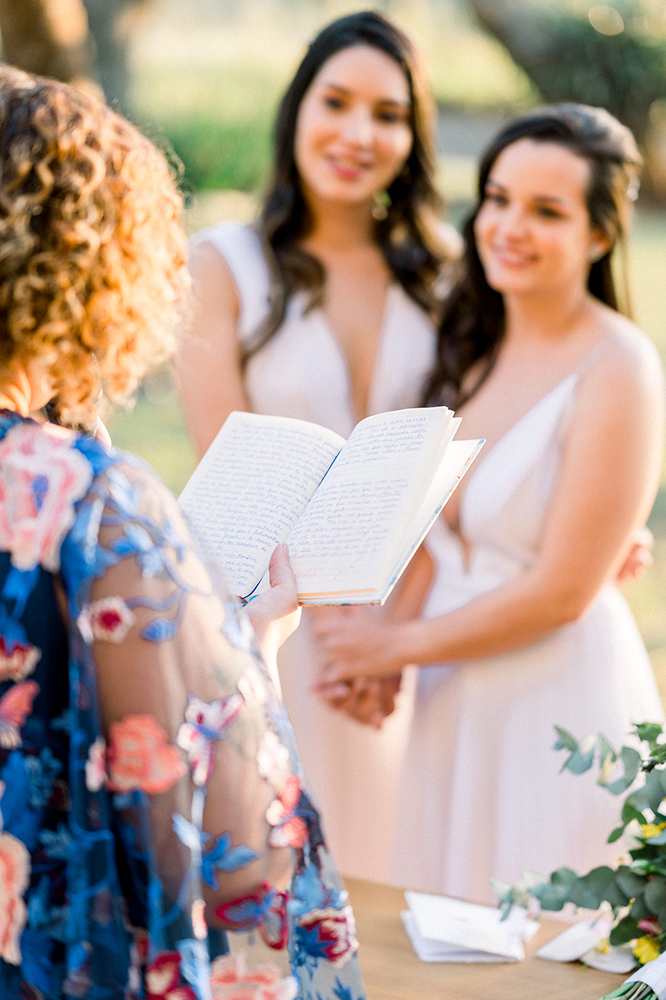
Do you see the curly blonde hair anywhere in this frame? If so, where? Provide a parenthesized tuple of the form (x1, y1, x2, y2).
(0, 65, 188, 427)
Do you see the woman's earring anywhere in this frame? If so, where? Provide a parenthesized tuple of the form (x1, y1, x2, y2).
(588, 246, 603, 262)
(371, 190, 391, 221)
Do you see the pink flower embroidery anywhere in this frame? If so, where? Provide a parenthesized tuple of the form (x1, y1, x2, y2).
(257, 732, 290, 791)
(0, 831, 30, 964)
(210, 953, 297, 1000)
(176, 693, 243, 787)
(266, 776, 308, 849)
(85, 737, 107, 792)
(295, 905, 358, 968)
(107, 715, 187, 795)
(145, 952, 197, 1000)
(237, 668, 267, 707)
(0, 422, 92, 572)
(88, 597, 136, 643)
(0, 636, 41, 683)
(0, 680, 40, 749)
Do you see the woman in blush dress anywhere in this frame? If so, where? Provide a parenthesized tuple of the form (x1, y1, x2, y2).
(177, 10, 458, 884)
(314, 104, 665, 902)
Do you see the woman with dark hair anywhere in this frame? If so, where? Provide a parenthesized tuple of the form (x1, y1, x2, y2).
(315, 104, 665, 900)
(178, 10, 456, 884)
(0, 65, 364, 999)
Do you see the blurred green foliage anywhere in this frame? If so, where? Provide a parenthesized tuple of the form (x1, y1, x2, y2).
(159, 118, 271, 193)
(128, 7, 533, 195)
(132, 62, 280, 193)
(523, 3, 666, 144)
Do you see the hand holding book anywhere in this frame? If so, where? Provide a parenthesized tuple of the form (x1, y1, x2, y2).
(179, 407, 482, 606)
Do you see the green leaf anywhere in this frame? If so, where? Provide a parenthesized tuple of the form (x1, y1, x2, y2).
(598, 733, 617, 765)
(564, 734, 597, 775)
(536, 867, 579, 911)
(609, 914, 641, 946)
(608, 825, 626, 844)
(644, 876, 666, 926)
(603, 747, 642, 795)
(581, 867, 630, 908)
(645, 770, 665, 814)
(630, 786, 651, 813)
(629, 894, 651, 921)
(598, 734, 618, 786)
(551, 867, 579, 887)
(622, 802, 647, 826)
(635, 723, 663, 745)
(553, 726, 579, 752)
(615, 867, 648, 898)
(568, 878, 603, 909)
(537, 884, 568, 910)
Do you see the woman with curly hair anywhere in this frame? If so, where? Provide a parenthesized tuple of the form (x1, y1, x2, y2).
(0, 65, 365, 1000)
(177, 10, 457, 886)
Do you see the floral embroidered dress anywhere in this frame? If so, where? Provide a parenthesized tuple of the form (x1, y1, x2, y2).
(0, 411, 364, 1000)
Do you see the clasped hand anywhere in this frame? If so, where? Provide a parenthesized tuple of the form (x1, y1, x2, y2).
(312, 606, 406, 728)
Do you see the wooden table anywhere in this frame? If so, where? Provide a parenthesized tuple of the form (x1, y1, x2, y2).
(345, 878, 627, 1000)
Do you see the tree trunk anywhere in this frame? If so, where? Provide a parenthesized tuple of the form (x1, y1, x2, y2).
(82, 0, 152, 112)
(0, 0, 100, 96)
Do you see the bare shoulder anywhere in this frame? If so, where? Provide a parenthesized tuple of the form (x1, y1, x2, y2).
(586, 304, 664, 403)
(188, 238, 239, 313)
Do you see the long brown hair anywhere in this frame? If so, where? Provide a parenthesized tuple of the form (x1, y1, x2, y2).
(243, 10, 450, 369)
(422, 103, 642, 408)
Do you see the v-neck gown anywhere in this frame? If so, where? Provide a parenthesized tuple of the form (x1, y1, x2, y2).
(391, 364, 665, 901)
(192, 222, 438, 882)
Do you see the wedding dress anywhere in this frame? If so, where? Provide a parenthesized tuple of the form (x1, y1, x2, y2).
(190, 222, 437, 882)
(390, 353, 665, 902)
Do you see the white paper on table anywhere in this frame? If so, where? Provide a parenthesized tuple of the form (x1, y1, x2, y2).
(403, 890, 538, 963)
(401, 911, 518, 963)
(581, 944, 638, 974)
(626, 951, 666, 996)
(536, 920, 610, 962)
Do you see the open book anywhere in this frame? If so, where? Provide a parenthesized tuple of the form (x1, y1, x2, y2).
(179, 407, 482, 606)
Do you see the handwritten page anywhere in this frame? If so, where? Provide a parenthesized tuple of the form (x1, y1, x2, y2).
(179, 412, 344, 596)
(286, 408, 450, 598)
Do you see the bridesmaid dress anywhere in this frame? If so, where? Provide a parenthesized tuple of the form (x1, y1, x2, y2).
(390, 352, 665, 902)
(190, 221, 438, 883)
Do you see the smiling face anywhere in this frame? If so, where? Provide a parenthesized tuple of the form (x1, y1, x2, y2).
(473, 138, 610, 298)
(293, 44, 413, 210)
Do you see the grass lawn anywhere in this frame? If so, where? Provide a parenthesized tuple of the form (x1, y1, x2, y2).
(107, 200, 666, 706)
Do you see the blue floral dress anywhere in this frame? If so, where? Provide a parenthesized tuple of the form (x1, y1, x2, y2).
(0, 411, 365, 1000)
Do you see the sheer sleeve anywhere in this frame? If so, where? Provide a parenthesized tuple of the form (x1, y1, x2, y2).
(0, 415, 363, 998)
(70, 454, 365, 999)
